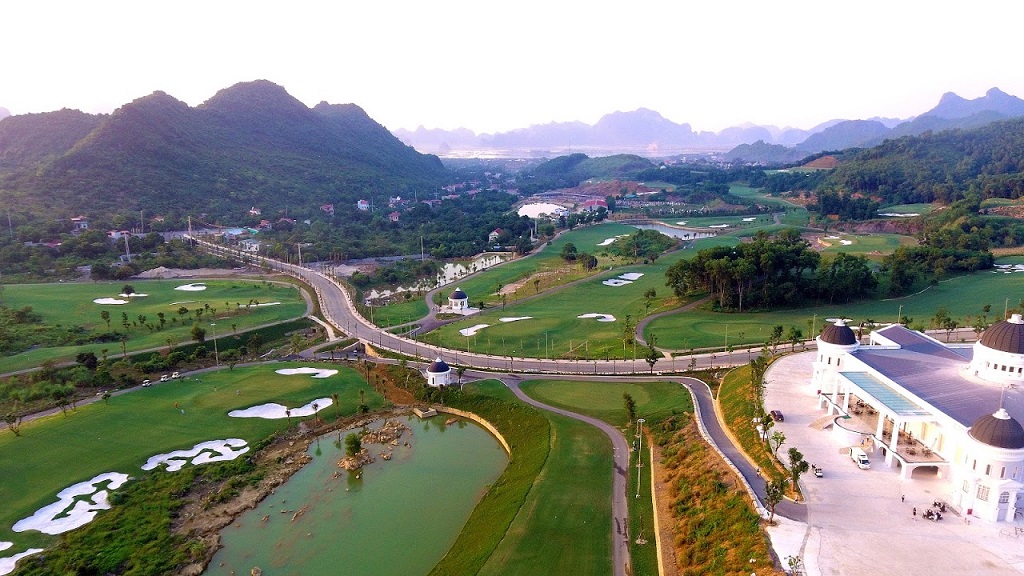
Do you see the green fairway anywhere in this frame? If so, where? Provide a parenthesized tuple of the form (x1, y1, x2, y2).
(519, 379, 693, 428)
(878, 203, 936, 215)
(0, 361, 380, 551)
(0, 279, 307, 372)
(421, 235, 737, 359)
(646, 265, 1024, 350)
(371, 298, 428, 328)
(817, 232, 917, 259)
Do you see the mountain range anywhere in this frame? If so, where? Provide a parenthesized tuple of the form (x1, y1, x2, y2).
(393, 88, 1024, 162)
(0, 81, 447, 220)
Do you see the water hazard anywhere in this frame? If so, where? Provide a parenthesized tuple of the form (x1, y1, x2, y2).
(205, 415, 507, 576)
(632, 222, 715, 240)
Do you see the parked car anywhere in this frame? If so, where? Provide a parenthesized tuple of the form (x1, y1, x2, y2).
(160, 374, 169, 382)
(769, 410, 784, 422)
(141, 379, 151, 387)
(850, 447, 871, 469)
(171, 371, 181, 379)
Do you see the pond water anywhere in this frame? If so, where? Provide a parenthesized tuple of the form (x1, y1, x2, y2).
(518, 202, 567, 218)
(632, 223, 715, 240)
(204, 416, 507, 576)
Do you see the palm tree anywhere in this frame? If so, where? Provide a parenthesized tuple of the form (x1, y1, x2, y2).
(285, 408, 292, 429)
(332, 392, 340, 420)
(311, 402, 319, 424)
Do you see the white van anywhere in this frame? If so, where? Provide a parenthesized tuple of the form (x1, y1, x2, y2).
(850, 447, 871, 469)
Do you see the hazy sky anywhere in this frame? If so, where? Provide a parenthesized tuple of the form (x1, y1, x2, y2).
(3, 1, 1022, 134)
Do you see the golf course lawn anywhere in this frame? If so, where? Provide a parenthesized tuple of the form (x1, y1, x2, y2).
(0, 279, 307, 373)
(646, 264, 1024, 350)
(420, 237, 728, 360)
(517, 379, 694, 576)
(817, 232, 917, 259)
(0, 362, 380, 551)
(519, 379, 693, 429)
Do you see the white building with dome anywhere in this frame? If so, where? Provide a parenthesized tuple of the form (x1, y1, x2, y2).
(425, 357, 452, 387)
(809, 316, 1024, 522)
(448, 288, 469, 311)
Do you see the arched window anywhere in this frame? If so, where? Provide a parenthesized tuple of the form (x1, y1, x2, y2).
(1001, 467, 1006, 479)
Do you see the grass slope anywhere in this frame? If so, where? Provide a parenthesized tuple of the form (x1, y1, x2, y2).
(0, 362, 380, 551)
(0, 279, 306, 372)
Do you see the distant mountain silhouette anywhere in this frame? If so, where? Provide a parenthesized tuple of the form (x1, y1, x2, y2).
(0, 80, 447, 217)
(924, 88, 1024, 119)
(0, 107, 9, 120)
(796, 120, 891, 154)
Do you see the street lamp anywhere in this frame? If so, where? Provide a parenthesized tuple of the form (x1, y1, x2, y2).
(635, 418, 646, 498)
(210, 323, 219, 366)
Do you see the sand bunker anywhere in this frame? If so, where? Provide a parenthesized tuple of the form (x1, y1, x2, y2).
(742, 217, 757, 222)
(879, 212, 918, 217)
(578, 313, 617, 322)
(993, 264, 1024, 274)
(619, 272, 644, 281)
(275, 367, 338, 378)
(0, 545, 9, 554)
(229, 398, 333, 419)
(459, 324, 489, 336)
(708, 224, 730, 228)
(169, 301, 195, 306)
(675, 221, 688, 225)
(597, 234, 630, 247)
(239, 301, 281, 307)
(93, 298, 128, 305)
(500, 317, 533, 323)
(840, 240, 853, 245)
(174, 283, 207, 291)
(13, 472, 130, 535)
(0, 547, 44, 576)
(603, 279, 632, 287)
(118, 293, 148, 298)
(141, 439, 250, 472)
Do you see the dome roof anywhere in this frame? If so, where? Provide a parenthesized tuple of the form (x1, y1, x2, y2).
(450, 288, 467, 300)
(969, 408, 1024, 449)
(819, 319, 857, 346)
(427, 357, 451, 373)
(980, 314, 1024, 354)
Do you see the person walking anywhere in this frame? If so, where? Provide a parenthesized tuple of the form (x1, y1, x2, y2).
(901, 494, 905, 503)
(912, 507, 917, 518)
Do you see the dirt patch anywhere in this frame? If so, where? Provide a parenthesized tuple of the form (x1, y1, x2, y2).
(652, 442, 681, 576)
(803, 155, 839, 169)
(499, 271, 557, 295)
(135, 266, 266, 279)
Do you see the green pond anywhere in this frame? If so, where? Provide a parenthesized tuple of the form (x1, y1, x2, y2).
(205, 415, 507, 576)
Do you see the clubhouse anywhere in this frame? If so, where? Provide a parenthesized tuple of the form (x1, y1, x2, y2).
(811, 317, 1024, 523)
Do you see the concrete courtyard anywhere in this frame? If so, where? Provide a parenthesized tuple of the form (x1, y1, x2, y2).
(763, 352, 1024, 575)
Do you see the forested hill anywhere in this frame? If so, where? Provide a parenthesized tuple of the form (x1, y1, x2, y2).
(0, 80, 448, 219)
(520, 153, 655, 193)
(819, 117, 1024, 205)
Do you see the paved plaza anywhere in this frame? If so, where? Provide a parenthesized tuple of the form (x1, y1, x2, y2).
(764, 352, 1024, 575)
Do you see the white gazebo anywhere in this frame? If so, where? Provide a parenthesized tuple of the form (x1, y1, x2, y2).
(448, 288, 469, 311)
(425, 357, 452, 387)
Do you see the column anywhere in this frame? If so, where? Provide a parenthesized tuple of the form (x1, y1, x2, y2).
(886, 417, 901, 468)
(875, 414, 886, 452)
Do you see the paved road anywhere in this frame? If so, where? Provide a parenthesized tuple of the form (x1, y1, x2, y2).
(501, 376, 632, 576)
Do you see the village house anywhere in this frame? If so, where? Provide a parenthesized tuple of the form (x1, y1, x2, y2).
(357, 199, 370, 211)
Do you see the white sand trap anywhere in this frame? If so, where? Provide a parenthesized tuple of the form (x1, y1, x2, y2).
(879, 212, 918, 217)
(0, 545, 8, 553)
(597, 234, 629, 246)
(13, 472, 130, 535)
(840, 240, 853, 245)
(500, 317, 533, 323)
(118, 293, 149, 298)
(275, 367, 338, 378)
(0, 548, 44, 575)
(742, 217, 757, 222)
(603, 279, 632, 287)
(675, 221, 688, 225)
(229, 398, 333, 420)
(169, 301, 195, 306)
(460, 324, 489, 336)
(174, 283, 207, 291)
(239, 301, 281, 308)
(578, 313, 617, 322)
(93, 298, 128, 305)
(142, 439, 250, 472)
(619, 272, 644, 281)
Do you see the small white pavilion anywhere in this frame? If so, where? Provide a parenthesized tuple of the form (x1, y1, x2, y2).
(448, 288, 469, 311)
(425, 357, 452, 387)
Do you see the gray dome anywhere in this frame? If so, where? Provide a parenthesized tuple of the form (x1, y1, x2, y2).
(969, 408, 1024, 449)
(980, 314, 1024, 354)
(427, 358, 451, 373)
(450, 288, 467, 300)
(820, 319, 857, 345)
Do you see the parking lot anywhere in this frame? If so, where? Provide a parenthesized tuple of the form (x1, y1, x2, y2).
(764, 352, 1024, 575)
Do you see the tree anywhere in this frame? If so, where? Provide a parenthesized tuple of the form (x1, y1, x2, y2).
(769, 430, 786, 456)
(4, 407, 23, 437)
(623, 392, 637, 424)
(120, 284, 135, 296)
(359, 389, 368, 413)
(644, 344, 659, 374)
(100, 310, 111, 329)
(332, 392, 340, 420)
(786, 326, 803, 351)
(764, 478, 787, 524)
(561, 242, 578, 262)
(457, 366, 466, 384)
(285, 408, 292, 428)
(345, 433, 362, 457)
(643, 288, 657, 316)
(189, 322, 207, 343)
(787, 447, 810, 492)
(76, 351, 98, 371)
(533, 278, 540, 293)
